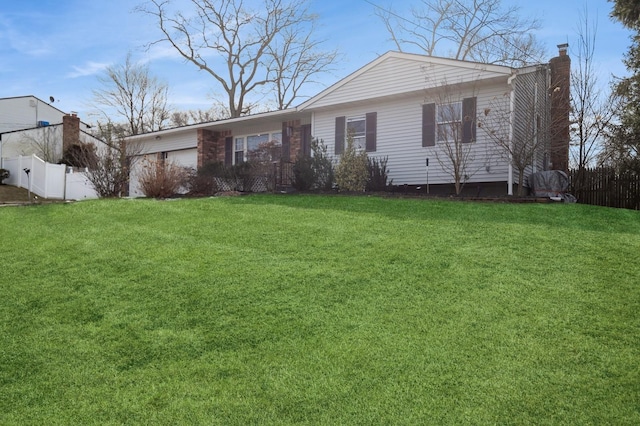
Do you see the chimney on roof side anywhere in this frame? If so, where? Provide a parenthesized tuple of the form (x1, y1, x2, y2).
(62, 113, 81, 153)
(549, 43, 571, 173)
(558, 43, 569, 56)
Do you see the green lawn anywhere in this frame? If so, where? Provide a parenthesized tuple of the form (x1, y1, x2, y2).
(1, 195, 639, 424)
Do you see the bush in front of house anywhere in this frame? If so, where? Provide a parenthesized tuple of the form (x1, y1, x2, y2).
(335, 133, 368, 192)
(366, 156, 392, 192)
(188, 162, 226, 195)
(189, 161, 267, 194)
(292, 138, 334, 191)
(138, 159, 190, 198)
(0, 168, 9, 184)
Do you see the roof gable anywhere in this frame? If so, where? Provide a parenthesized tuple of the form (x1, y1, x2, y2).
(298, 51, 514, 110)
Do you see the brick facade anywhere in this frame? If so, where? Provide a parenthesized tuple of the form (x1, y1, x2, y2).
(197, 129, 231, 168)
(549, 44, 571, 173)
(62, 113, 80, 153)
(282, 120, 302, 161)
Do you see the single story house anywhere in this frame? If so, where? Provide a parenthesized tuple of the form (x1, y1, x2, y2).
(127, 45, 570, 197)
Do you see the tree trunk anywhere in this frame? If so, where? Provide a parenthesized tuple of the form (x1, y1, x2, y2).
(517, 169, 526, 196)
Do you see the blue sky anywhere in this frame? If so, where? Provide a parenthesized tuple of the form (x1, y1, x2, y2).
(0, 0, 631, 122)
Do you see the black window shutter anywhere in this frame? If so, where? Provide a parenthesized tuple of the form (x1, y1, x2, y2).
(365, 112, 377, 152)
(462, 97, 477, 143)
(422, 103, 436, 147)
(282, 122, 291, 161)
(335, 116, 345, 155)
(302, 124, 312, 156)
(224, 136, 233, 166)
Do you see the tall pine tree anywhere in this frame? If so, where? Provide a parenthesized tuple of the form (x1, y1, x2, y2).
(606, 0, 640, 171)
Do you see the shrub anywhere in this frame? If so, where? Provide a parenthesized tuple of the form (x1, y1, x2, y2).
(60, 143, 99, 169)
(311, 139, 334, 190)
(292, 138, 334, 191)
(187, 162, 226, 195)
(366, 156, 392, 192)
(0, 168, 9, 184)
(292, 155, 314, 191)
(188, 161, 269, 193)
(335, 134, 368, 192)
(138, 159, 190, 198)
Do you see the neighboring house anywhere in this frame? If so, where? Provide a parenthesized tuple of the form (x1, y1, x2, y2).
(0, 95, 99, 166)
(127, 46, 570, 197)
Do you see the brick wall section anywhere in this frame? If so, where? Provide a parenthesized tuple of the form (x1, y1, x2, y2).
(284, 120, 302, 161)
(549, 44, 571, 173)
(62, 113, 80, 153)
(197, 129, 231, 168)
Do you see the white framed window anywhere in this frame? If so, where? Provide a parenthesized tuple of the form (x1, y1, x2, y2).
(346, 116, 366, 150)
(233, 131, 282, 164)
(437, 102, 462, 142)
(235, 137, 245, 165)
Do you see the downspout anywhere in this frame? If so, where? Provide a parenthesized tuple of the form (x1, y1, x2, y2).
(0, 133, 3, 169)
(533, 80, 538, 174)
(507, 72, 517, 196)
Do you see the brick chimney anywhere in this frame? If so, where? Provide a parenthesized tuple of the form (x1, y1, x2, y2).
(62, 112, 80, 153)
(549, 43, 570, 173)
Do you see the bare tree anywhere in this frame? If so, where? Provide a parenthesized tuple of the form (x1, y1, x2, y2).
(137, 0, 337, 117)
(570, 9, 615, 195)
(68, 122, 145, 197)
(428, 85, 481, 195)
(92, 52, 171, 136)
(478, 72, 549, 196)
(433, 104, 476, 195)
(20, 127, 62, 163)
(374, 0, 545, 67)
(266, 19, 339, 109)
(169, 107, 228, 127)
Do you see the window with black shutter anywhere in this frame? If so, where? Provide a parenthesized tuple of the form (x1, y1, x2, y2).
(422, 97, 476, 146)
(336, 113, 377, 153)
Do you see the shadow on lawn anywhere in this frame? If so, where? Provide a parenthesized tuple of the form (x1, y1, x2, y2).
(220, 193, 640, 236)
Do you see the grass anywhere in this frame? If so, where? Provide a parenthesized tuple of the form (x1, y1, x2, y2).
(1, 195, 639, 424)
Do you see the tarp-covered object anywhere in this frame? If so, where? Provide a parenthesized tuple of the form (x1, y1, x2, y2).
(529, 170, 576, 202)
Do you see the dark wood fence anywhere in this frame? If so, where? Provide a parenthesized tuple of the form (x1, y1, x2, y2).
(570, 167, 640, 210)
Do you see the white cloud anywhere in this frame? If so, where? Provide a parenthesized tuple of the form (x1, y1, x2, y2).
(66, 61, 111, 79)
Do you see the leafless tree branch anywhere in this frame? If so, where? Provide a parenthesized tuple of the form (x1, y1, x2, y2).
(374, 0, 545, 67)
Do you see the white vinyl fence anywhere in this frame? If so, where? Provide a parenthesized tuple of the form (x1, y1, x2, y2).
(2, 154, 98, 200)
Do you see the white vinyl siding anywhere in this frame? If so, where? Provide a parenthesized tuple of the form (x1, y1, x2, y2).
(315, 82, 510, 186)
(304, 53, 512, 110)
(0, 96, 67, 134)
